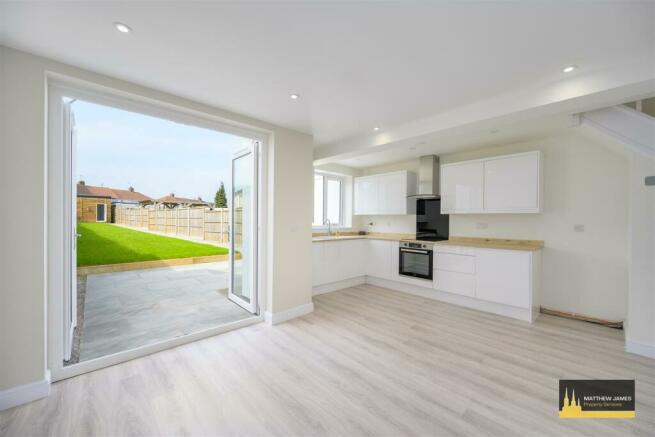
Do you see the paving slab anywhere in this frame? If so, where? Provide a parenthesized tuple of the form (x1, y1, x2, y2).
(78, 261, 252, 362)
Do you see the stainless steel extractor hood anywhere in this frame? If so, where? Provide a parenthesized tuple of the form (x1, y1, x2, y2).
(407, 155, 440, 199)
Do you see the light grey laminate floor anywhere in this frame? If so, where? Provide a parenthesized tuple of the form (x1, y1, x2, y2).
(77, 262, 251, 362)
(2, 284, 653, 436)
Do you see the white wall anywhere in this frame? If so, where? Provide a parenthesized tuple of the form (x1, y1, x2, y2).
(0, 46, 49, 393)
(626, 153, 655, 357)
(353, 130, 631, 322)
(0, 43, 6, 388)
(268, 129, 314, 313)
(0, 46, 313, 392)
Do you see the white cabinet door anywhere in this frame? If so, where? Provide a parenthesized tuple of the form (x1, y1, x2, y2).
(354, 176, 379, 215)
(378, 172, 406, 214)
(441, 162, 484, 213)
(475, 249, 531, 308)
(312, 243, 325, 286)
(314, 240, 367, 286)
(389, 240, 401, 281)
(341, 239, 367, 280)
(434, 270, 475, 297)
(321, 242, 342, 284)
(484, 152, 540, 212)
(366, 239, 392, 279)
(434, 253, 475, 274)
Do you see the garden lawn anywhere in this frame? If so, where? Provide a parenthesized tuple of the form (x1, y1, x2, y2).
(77, 223, 228, 266)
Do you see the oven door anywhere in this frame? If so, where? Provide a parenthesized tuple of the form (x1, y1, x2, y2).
(399, 247, 433, 280)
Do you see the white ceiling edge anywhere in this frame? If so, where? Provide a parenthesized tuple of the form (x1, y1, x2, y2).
(313, 56, 655, 166)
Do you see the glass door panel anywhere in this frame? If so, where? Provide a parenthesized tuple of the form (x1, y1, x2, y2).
(229, 143, 258, 313)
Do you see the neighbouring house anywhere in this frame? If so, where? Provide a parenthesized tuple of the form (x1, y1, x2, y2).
(76, 194, 112, 223)
(141, 193, 211, 209)
(76, 181, 153, 222)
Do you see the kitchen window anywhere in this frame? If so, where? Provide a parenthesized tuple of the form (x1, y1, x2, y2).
(313, 172, 344, 227)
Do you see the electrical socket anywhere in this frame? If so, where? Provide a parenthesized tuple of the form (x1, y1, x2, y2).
(476, 222, 488, 229)
(574, 224, 585, 232)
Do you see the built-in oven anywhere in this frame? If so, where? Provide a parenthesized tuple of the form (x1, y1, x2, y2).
(399, 242, 433, 280)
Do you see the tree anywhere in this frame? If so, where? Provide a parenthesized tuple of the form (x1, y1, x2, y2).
(214, 181, 227, 208)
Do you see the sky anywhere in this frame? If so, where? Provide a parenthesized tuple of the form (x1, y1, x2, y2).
(72, 99, 252, 202)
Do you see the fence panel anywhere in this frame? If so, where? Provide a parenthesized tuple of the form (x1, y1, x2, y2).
(114, 207, 231, 245)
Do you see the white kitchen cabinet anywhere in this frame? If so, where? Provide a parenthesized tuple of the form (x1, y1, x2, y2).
(434, 252, 475, 274)
(434, 270, 475, 297)
(377, 172, 409, 214)
(354, 176, 379, 215)
(312, 243, 325, 286)
(341, 239, 367, 280)
(354, 171, 416, 215)
(484, 152, 541, 213)
(440, 161, 484, 213)
(475, 248, 531, 308)
(314, 238, 540, 322)
(365, 239, 393, 279)
(312, 239, 367, 286)
(389, 240, 400, 280)
(441, 151, 542, 214)
(434, 251, 476, 297)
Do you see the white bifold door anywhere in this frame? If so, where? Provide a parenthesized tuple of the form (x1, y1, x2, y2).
(63, 101, 78, 361)
(228, 142, 258, 314)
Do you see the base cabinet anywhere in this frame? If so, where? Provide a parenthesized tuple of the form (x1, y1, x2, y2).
(434, 270, 475, 297)
(312, 240, 366, 286)
(365, 240, 393, 280)
(475, 248, 531, 308)
(313, 239, 540, 322)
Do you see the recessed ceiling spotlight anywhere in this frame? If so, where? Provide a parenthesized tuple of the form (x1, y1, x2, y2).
(290, 93, 300, 100)
(490, 129, 499, 134)
(409, 146, 416, 150)
(113, 22, 132, 33)
(373, 127, 380, 131)
(562, 65, 577, 73)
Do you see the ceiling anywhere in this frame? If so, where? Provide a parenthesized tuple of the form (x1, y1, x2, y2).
(335, 113, 576, 168)
(1, 2, 653, 148)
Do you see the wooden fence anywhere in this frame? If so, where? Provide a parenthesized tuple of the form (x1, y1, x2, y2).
(114, 207, 241, 244)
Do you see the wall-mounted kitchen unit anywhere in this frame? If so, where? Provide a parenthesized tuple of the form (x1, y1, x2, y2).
(353, 170, 418, 215)
(441, 151, 542, 214)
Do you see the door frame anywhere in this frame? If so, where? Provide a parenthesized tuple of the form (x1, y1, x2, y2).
(46, 74, 270, 381)
(62, 101, 77, 362)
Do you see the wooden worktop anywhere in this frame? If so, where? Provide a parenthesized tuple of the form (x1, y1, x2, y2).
(312, 232, 543, 251)
(433, 236, 544, 251)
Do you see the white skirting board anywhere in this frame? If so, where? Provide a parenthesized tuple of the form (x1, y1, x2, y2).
(265, 302, 314, 325)
(0, 371, 50, 411)
(625, 339, 655, 359)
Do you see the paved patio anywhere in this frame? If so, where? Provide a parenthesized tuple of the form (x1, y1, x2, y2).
(77, 261, 252, 362)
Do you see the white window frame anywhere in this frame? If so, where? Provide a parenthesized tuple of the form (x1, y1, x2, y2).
(313, 171, 345, 228)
